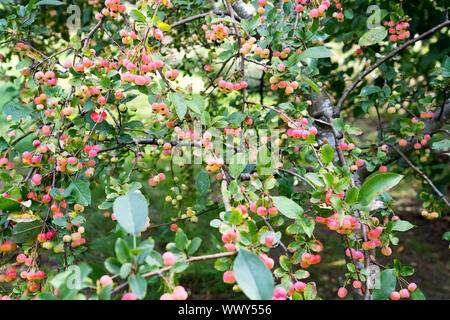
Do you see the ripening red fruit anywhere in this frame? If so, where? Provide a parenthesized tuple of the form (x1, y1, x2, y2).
(398, 139, 407, 147)
(46, 231, 55, 239)
(390, 291, 401, 300)
(97, 96, 107, 105)
(353, 280, 362, 289)
(265, 235, 274, 247)
(34, 270, 45, 280)
(399, 289, 410, 299)
(408, 283, 417, 292)
(122, 293, 138, 300)
(257, 206, 268, 216)
(223, 271, 235, 284)
(381, 246, 392, 256)
(337, 287, 347, 298)
(99, 275, 113, 287)
(170, 224, 178, 232)
(379, 166, 387, 173)
(162, 251, 176, 266)
(37, 233, 47, 242)
(273, 287, 287, 300)
(42, 194, 52, 203)
(16, 253, 27, 263)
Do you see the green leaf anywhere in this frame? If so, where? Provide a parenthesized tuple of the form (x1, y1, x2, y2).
(373, 269, 397, 300)
(256, 145, 274, 179)
(187, 237, 202, 255)
(186, 94, 205, 114)
(391, 220, 414, 232)
(0, 197, 21, 212)
(443, 232, 450, 241)
(175, 229, 188, 251)
(104, 257, 121, 274)
(3, 102, 33, 121)
(168, 92, 187, 121)
(302, 76, 321, 94)
(320, 144, 334, 164)
(113, 192, 148, 235)
(229, 152, 247, 179)
(99, 284, 112, 300)
(35, 0, 64, 6)
(195, 171, 210, 195)
(345, 187, 359, 205)
(299, 46, 333, 60)
(305, 173, 325, 187)
(120, 263, 132, 279)
(431, 139, 450, 150)
(210, 16, 241, 27)
(358, 173, 403, 206)
(233, 249, 274, 300)
(272, 196, 304, 219)
(11, 220, 42, 243)
(115, 238, 130, 264)
(171, 261, 188, 273)
(279, 255, 291, 271)
(359, 26, 387, 47)
(63, 180, 91, 206)
(130, 9, 146, 23)
(360, 85, 381, 97)
(410, 288, 426, 300)
(129, 275, 147, 300)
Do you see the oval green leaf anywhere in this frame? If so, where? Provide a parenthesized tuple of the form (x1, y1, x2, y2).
(233, 249, 274, 300)
(113, 192, 148, 235)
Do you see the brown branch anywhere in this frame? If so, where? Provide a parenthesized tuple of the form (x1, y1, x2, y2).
(388, 143, 450, 208)
(336, 19, 450, 113)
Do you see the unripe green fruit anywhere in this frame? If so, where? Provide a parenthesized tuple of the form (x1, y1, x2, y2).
(176, 195, 182, 201)
(130, 106, 137, 112)
(98, 133, 105, 141)
(171, 199, 177, 205)
(190, 216, 198, 223)
(118, 105, 127, 112)
(42, 241, 53, 250)
(165, 196, 172, 202)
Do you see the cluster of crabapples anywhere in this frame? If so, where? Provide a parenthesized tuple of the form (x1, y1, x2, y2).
(34, 71, 57, 86)
(386, 20, 411, 42)
(421, 209, 439, 220)
(148, 172, 166, 186)
(94, 0, 126, 21)
(70, 52, 119, 74)
(316, 212, 359, 235)
(151, 101, 170, 117)
(13, 41, 30, 52)
(286, 119, 318, 139)
(205, 157, 224, 172)
(0, 266, 45, 293)
(202, 23, 229, 41)
(0, 157, 15, 170)
(218, 79, 248, 93)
